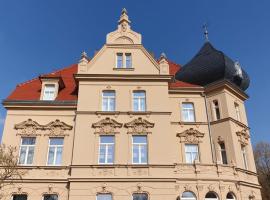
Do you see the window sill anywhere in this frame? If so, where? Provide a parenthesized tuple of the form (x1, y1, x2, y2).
(128, 111, 151, 115)
(113, 67, 134, 71)
(95, 111, 120, 115)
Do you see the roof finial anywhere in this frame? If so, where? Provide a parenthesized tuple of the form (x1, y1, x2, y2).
(161, 52, 167, 59)
(118, 8, 131, 25)
(203, 23, 209, 42)
(122, 8, 127, 15)
(81, 51, 88, 59)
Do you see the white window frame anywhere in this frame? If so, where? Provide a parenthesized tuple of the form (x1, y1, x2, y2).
(125, 53, 132, 68)
(43, 84, 56, 101)
(185, 144, 199, 164)
(182, 103, 195, 122)
(102, 91, 116, 111)
(18, 137, 36, 165)
(116, 53, 123, 68)
(96, 193, 113, 200)
(181, 191, 197, 200)
(133, 91, 146, 112)
(47, 138, 64, 166)
(132, 136, 148, 164)
(98, 136, 115, 165)
(115, 52, 132, 68)
(241, 145, 248, 170)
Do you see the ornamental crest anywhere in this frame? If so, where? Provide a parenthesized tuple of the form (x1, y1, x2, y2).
(124, 117, 154, 134)
(43, 119, 73, 136)
(236, 128, 250, 146)
(177, 128, 205, 144)
(14, 119, 43, 135)
(92, 117, 122, 134)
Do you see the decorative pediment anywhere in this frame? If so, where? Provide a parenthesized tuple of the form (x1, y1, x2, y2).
(177, 128, 205, 144)
(43, 119, 73, 136)
(236, 128, 250, 146)
(14, 119, 43, 135)
(92, 117, 123, 134)
(124, 117, 154, 134)
(106, 8, 141, 44)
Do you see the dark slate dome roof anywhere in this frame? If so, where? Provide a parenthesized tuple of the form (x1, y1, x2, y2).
(175, 42, 250, 91)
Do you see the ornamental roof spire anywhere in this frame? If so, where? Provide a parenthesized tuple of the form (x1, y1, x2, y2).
(118, 8, 131, 25)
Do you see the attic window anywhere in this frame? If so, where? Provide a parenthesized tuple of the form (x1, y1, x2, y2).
(116, 53, 132, 69)
(43, 84, 56, 100)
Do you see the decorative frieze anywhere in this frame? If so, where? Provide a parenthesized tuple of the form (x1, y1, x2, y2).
(124, 117, 154, 134)
(43, 119, 73, 136)
(92, 117, 123, 134)
(14, 119, 43, 136)
(177, 128, 205, 144)
(14, 119, 73, 136)
(236, 128, 250, 146)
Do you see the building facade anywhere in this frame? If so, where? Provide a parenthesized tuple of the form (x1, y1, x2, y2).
(0, 9, 262, 200)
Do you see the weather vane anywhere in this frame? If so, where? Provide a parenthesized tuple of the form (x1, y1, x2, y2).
(203, 23, 209, 42)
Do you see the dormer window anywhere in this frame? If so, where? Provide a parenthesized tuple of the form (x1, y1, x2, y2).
(116, 53, 132, 68)
(43, 84, 56, 100)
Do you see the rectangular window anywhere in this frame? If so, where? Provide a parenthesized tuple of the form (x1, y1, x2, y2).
(43, 84, 56, 100)
(99, 136, 115, 164)
(185, 144, 199, 163)
(182, 103, 195, 122)
(13, 195, 27, 200)
(235, 103, 241, 121)
(117, 53, 123, 68)
(126, 53, 132, 68)
(43, 194, 58, 200)
(213, 100, 221, 120)
(133, 91, 146, 111)
(220, 143, 228, 164)
(132, 135, 148, 164)
(47, 138, 64, 166)
(133, 193, 148, 200)
(97, 194, 112, 200)
(102, 91, 116, 111)
(19, 137, 36, 165)
(241, 145, 248, 169)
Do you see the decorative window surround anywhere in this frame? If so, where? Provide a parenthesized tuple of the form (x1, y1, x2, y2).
(236, 128, 250, 146)
(14, 119, 43, 136)
(39, 76, 64, 101)
(43, 119, 73, 136)
(124, 117, 154, 134)
(92, 117, 123, 134)
(177, 128, 205, 144)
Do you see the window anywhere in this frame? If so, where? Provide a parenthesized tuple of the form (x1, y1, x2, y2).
(181, 191, 196, 200)
(12, 195, 27, 200)
(132, 136, 148, 164)
(226, 192, 236, 200)
(117, 53, 123, 68)
(19, 137, 36, 165)
(126, 53, 132, 68)
(47, 138, 64, 166)
(234, 103, 241, 121)
(102, 91, 116, 111)
(182, 103, 195, 122)
(219, 142, 228, 164)
(43, 84, 56, 100)
(241, 145, 248, 169)
(205, 192, 219, 200)
(99, 136, 115, 164)
(43, 194, 58, 200)
(213, 100, 221, 120)
(185, 144, 199, 164)
(133, 193, 148, 200)
(133, 91, 146, 111)
(97, 194, 112, 200)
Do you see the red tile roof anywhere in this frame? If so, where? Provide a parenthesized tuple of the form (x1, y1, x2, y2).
(6, 59, 199, 101)
(7, 64, 78, 101)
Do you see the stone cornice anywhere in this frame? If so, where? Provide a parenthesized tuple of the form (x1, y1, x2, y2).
(210, 117, 249, 129)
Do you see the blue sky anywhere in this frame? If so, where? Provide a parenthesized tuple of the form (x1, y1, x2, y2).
(0, 0, 269, 144)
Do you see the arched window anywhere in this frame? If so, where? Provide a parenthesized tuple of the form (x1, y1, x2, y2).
(132, 193, 148, 200)
(205, 192, 219, 200)
(181, 191, 196, 200)
(219, 142, 228, 164)
(226, 192, 236, 200)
